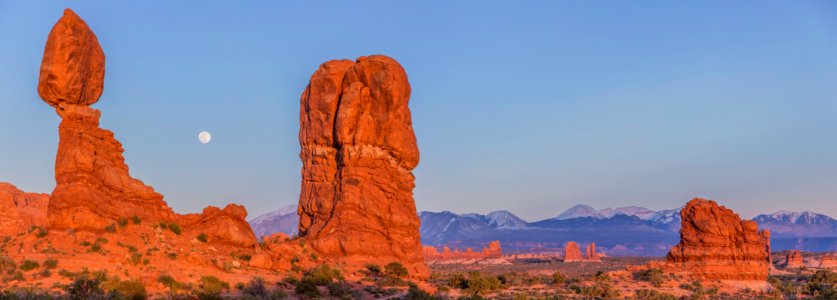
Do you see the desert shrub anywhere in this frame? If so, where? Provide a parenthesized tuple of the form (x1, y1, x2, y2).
(168, 223, 182, 235)
(241, 277, 269, 298)
(19, 260, 40, 271)
(197, 275, 229, 300)
(808, 270, 837, 298)
(633, 268, 665, 287)
(384, 262, 409, 278)
(302, 264, 343, 286)
(281, 275, 299, 286)
(118, 218, 129, 228)
(294, 280, 320, 298)
(634, 289, 677, 300)
(464, 272, 502, 296)
(129, 253, 142, 265)
(571, 281, 620, 298)
(66, 277, 105, 300)
(167, 252, 178, 260)
(105, 224, 117, 233)
(327, 281, 360, 299)
(197, 233, 208, 243)
(271, 290, 289, 299)
(34, 226, 48, 238)
(552, 271, 566, 285)
(43, 258, 58, 269)
(131, 215, 141, 225)
(109, 279, 147, 300)
(365, 263, 381, 274)
(157, 274, 183, 294)
(449, 273, 468, 289)
(0, 256, 16, 273)
(402, 283, 439, 300)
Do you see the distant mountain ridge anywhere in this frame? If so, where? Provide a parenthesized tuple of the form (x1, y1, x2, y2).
(249, 204, 837, 255)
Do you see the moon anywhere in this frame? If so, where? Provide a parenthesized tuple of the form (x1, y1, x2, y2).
(198, 131, 212, 144)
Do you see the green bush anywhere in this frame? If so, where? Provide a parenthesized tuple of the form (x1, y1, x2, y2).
(242, 277, 269, 298)
(0, 256, 16, 273)
(294, 280, 320, 298)
(66, 277, 105, 300)
(552, 271, 566, 285)
(633, 268, 665, 287)
(131, 215, 141, 225)
(34, 226, 48, 238)
(303, 264, 343, 286)
(105, 224, 117, 233)
(403, 283, 439, 300)
(197, 232, 208, 243)
(43, 258, 58, 269)
(464, 272, 502, 296)
(157, 274, 182, 293)
(109, 279, 147, 300)
(808, 270, 837, 297)
(168, 223, 181, 235)
(327, 281, 360, 299)
(384, 262, 409, 278)
(449, 273, 467, 289)
(634, 289, 678, 300)
(365, 263, 381, 274)
(118, 218, 129, 228)
(19, 260, 40, 271)
(197, 275, 229, 300)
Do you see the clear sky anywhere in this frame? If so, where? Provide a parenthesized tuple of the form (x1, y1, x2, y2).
(1, 1, 836, 221)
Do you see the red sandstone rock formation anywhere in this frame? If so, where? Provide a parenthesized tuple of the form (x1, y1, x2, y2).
(37, 9, 256, 247)
(785, 250, 804, 269)
(820, 253, 837, 269)
(586, 242, 601, 261)
(423, 241, 503, 261)
(666, 198, 771, 281)
(564, 241, 583, 262)
(297, 55, 426, 277)
(38, 9, 105, 107)
(0, 183, 49, 234)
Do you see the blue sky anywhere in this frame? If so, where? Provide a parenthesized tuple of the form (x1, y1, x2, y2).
(1, 1, 836, 220)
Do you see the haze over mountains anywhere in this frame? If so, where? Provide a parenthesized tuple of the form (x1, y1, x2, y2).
(250, 203, 837, 256)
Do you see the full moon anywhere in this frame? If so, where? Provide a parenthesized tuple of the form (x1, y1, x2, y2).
(198, 131, 212, 144)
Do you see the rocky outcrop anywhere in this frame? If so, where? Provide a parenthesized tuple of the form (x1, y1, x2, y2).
(0, 183, 49, 234)
(38, 9, 105, 107)
(180, 205, 257, 247)
(666, 198, 771, 281)
(785, 250, 804, 269)
(586, 242, 601, 261)
(297, 55, 426, 277)
(564, 241, 583, 262)
(423, 241, 502, 261)
(820, 253, 837, 269)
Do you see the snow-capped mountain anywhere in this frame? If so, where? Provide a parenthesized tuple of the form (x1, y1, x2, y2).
(248, 204, 299, 238)
(485, 210, 528, 229)
(554, 204, 672, 222)
(752, 211, 837, 238)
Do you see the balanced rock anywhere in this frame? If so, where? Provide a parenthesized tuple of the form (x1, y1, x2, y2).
(666, 198, 771, 281)
(564, 241, 583, 262)
(785, 250, 804, 269)
(180, 204, 257, 247)
(0, 183, 49, 234)
(38, 9, 105, 107)
(297, 55, 426, 277)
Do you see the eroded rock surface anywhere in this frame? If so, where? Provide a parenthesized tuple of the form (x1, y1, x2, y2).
(785, 250, 804, 269)
(0, 183, 49, 234)
(666, 198, 771, 281)
(297, 55, 426, 277)
(38, 9, 105, 107)
(423, 241, 502, 261)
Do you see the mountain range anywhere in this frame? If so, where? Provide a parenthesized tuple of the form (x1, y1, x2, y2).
(249, 204, 837, 256)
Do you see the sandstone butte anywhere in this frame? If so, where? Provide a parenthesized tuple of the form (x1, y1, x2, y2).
(585, 242, 601, 261)
(785, 250, 804, 269)
(423, 241, 502, 261)
(297, 55, 428, 278)
(563, 241, 583, 262)
(820, 253, 837, 269)
(665, 198, 772, 281)
(0, 9, 329, 295)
